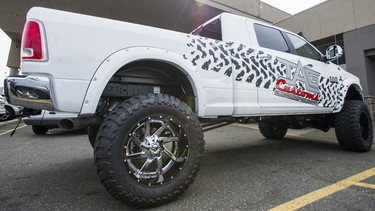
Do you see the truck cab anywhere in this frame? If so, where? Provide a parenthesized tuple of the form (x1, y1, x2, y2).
(191, 13, 358, 116)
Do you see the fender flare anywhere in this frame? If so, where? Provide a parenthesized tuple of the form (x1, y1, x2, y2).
(333, 78, 363, 113)
(79, 47, 205, 116)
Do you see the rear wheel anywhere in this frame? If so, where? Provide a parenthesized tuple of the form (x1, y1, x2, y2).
(94, 94, 204, 208)
(258, 122, 288, 139)
(32, 125, 49, 135)
(335, 100, 373, 152)
(0, 107, 15, 122)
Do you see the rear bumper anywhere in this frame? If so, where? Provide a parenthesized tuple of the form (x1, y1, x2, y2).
(4, 76, 54, 111)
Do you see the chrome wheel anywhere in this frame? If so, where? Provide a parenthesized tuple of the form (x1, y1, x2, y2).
(125, 115, 188, 186)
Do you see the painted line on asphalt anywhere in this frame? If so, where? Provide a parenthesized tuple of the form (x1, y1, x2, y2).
(232, 123, 259, 130)
(231, 123, 317, 137)
(0, 125, 28, 136)
(352, 181, 375, 189)
(270, 167, 375, 211)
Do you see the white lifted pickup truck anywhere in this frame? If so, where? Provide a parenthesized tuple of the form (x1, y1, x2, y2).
(4, 7, 373, 207)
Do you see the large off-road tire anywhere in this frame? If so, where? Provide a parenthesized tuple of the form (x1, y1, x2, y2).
(32, 125, 49, 135)
(88, 125, 99, 148)
(94, 94, 204, 208)
(258, 122, 288, 139)
(335, 100, 373, 152)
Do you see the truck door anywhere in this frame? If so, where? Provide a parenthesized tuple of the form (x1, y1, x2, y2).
(283, 32, 342, 111)
(246, 22, 340, 114)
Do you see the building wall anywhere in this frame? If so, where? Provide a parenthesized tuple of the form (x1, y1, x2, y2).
(195, 0, 290, 23)
(260, 3, 291, 23)
(344, 24, 375, 97)
(276, 0, 375, 115)
(276, 0, 375, 42)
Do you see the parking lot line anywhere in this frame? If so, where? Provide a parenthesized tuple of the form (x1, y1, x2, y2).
(0, 125, 28, 136)
(232, 123, 320, 137)
(270, 167, 375, 211)
(352, 181, 375, 189)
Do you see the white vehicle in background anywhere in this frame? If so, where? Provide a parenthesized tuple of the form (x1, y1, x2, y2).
(0, 98, 23, 122)
(3, 7, 373, 208)
(0, 96, 6, 116)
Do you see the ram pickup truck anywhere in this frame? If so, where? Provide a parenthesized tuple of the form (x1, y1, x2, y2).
(4, 7, 373, 207)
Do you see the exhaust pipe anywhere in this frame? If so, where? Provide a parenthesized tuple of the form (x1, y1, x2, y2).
(58, 116, 103, 130)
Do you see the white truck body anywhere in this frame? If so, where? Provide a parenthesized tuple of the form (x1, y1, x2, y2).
(4, 7, 372, 208)
(9, 7, 360, 117)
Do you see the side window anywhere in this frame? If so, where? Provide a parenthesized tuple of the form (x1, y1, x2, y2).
(254, 24, 289, 52)
(286, 33, 322, 61)
(191, 18, 222, 41)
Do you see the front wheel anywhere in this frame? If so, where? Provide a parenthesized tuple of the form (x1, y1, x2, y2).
(88, 125, 99, 148)
(335, 100, 373, 152)
(94, 94, 204, 208)
(258, 122, 288, 139)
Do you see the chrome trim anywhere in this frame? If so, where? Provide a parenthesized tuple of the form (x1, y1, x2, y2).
(4, 76, 53, 110)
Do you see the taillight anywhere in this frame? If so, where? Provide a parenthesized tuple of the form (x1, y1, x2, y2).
(21, 20, 47, 61)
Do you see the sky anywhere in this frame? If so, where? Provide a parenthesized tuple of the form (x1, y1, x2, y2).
(0, 0, 327, 85)
(261, 0, 327, 15)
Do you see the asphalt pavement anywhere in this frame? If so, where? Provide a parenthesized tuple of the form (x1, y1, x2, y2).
(0, 120, 374, 210)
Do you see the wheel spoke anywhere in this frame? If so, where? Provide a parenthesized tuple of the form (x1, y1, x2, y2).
(131, 134, 144, 150)
(153, 122, 168, 136)
(127, 151, 146, 160)
(160, 136, 179, 143)
(135, 158, 153, 178)
(162, 145, 184, 162)
(156, 156, 164, 183)
(144, 120, 151, 137)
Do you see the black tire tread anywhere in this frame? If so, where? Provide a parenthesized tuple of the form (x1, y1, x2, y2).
(258, 122, 288, 139)
(88, 125, 99, 148)
(32, 125, 49, 135)
(335, 100, 373, 152)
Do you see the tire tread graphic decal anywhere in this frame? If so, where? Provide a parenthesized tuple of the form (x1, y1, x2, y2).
(183, 35, 345, 110)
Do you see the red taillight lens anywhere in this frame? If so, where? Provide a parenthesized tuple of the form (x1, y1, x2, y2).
(21, 21, 45, 61)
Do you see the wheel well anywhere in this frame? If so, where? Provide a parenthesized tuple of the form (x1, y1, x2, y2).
(345, 85, 363, 101)
(4, 105, 13, 112)
(98, 60, 196, 113)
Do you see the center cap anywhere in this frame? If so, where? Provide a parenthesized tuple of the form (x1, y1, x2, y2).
(151, 143, 159, 151)
(145, 134, 157, 144)
(142, 134, 161, 152)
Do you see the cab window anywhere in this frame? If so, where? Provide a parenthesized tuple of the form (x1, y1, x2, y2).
(285, 33, 322, 61)
(254, 24, 289, 52)
(191, 18, 222, 41)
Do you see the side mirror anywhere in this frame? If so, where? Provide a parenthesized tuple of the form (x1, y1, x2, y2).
(325, 44, 343, 62)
